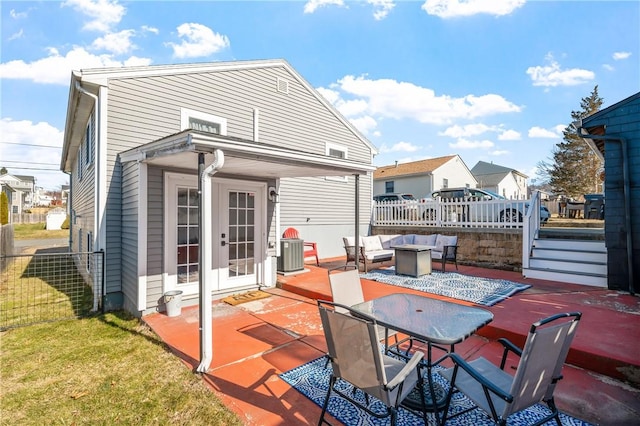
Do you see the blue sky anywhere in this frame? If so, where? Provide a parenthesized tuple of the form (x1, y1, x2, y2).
(1, 0, 638, 191)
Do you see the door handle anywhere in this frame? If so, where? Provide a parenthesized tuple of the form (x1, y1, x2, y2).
(221, 241, 226, 246)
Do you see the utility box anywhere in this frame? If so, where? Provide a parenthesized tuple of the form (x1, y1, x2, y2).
(277, 239, 304, 273)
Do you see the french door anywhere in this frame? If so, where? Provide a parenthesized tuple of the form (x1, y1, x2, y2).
(214, 180, 265, 290)
(164, 173, 265, 295)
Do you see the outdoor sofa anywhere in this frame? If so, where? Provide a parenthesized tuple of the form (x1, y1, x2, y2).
(342, 234, 458, 272)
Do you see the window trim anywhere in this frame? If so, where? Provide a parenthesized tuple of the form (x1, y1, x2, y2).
(180, 108, 227, 135)
(325, 142, 348, 182)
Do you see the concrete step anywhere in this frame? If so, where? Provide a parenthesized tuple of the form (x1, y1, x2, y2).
(522, 267, 607, 287)
(530, 247, 607, 263)
(529, 257, 607, 275)
(532, 238, 606, 251)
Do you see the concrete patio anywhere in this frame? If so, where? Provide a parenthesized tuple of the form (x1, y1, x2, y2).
(144, 259, 640, 425)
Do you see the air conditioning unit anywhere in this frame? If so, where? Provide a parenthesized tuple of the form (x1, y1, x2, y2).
(278, 239, 304, 273)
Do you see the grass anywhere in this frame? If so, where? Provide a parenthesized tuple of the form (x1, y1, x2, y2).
(0, 247, 94, 329)
(13, 223, 68, 240)
(0, 312, 244, 425)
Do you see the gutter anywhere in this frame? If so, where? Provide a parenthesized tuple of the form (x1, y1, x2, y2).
(197, 149, 225, 373)
(575, 123, 635, 295)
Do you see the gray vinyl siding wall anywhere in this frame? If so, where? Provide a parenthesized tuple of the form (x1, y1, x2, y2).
(146, 166, 164, 309)
(120, 161, 139, 313)
(70, 112, 95, 255)
(583, 94, 640, 292)
(102, 64, 373, 311)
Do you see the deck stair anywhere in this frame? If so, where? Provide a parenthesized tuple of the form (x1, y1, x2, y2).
(523, 227, 607, 287)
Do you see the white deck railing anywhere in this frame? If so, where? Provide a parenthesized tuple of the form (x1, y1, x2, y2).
(522, 191, 542, 268)
(371, 197, 536, 229)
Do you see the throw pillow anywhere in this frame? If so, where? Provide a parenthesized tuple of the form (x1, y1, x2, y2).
(362, 235, 383, 252)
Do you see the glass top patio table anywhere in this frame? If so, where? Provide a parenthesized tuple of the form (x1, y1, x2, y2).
(351, 293, 493, 347)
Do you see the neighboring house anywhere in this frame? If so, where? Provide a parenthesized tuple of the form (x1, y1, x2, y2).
(373, 155, 477, 199)
(0, 173, 27, 214)
(471, 161, 528, 200)
(60, 59, 376, 317)
(576, 91, 640, 294)
(15, 175, 36, 207)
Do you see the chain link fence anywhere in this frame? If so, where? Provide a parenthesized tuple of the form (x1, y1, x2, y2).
(0, 249, 104, 330)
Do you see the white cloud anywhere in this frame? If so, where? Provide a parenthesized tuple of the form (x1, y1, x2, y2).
(91, 29, 136, 55)
(528, 126, 560, 138)
(602, 64, 614, 71)
(335, 75, 521, 125)
(0, 118, 67, 190)
(10, 9, 29, 19)
(490, 150, 509, 156)
(0, 46, 152, 85)
(141, 25, 159, 35)
(422, 0, 525, 18)
(449, 138, 494, 149)
(526, 54, 594, 87)
(304, 0, 344, 14)
(349, 115, 378, 135)
(613, 51, 631, 60)
(440, 123, 494, 138)
(167, 23, 230, 59)
(379, 141, 420, 153)
(498, 129, 520, 140)
(62, 0, 126, 33)
(369, 0, 395, 20)
(8, 29, 24, 41)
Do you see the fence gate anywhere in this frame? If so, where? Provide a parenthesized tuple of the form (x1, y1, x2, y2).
(0, 250, 104, 330)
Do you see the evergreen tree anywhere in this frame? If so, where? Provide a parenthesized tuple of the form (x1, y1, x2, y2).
(538, 86, 604, 198)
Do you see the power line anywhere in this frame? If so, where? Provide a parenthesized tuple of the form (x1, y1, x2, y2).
(0, 141, 61, 148)
(0, 166, 61, 171)
(2, 160, 59, 166)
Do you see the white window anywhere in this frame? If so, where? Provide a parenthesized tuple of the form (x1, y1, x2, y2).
(325, 142, 348, 182)
(85, 113, 93, 166)
(77, 147, 83, 181)
(180, 108, 227, 135)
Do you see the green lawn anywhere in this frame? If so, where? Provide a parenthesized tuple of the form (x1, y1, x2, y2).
(12, 223, 68, 240)
(0, 313, 243, 425)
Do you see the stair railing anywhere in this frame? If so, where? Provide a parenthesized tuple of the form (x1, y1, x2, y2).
(522, 190, 542, 269)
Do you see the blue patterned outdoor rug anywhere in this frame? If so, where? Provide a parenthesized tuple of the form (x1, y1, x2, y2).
(280, 356, 593, 426)
(360, 269, 530, 306)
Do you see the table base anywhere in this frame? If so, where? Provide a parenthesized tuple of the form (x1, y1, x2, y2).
(402, 381, 447, 412)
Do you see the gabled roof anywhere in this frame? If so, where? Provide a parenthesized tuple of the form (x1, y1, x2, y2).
(61, 58, 376, 172)
(15, 175, 35, 183)
(471, 161, 528, 179)
(580, 91, 640, 157)
(373, 155, 456, 179)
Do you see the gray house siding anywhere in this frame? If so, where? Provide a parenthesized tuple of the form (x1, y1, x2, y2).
(101, 64, 373, 304)
(70, 111, 96, 255)
(145, 166, 165, 310)
(121, 161, 139, 313)
(582, 93, 640, 292)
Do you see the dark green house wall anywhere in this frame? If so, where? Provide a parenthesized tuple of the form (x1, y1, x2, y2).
(582, 92, 640, 293)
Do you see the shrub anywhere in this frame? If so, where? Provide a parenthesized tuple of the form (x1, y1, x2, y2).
(61, 215, 70, 229)
(0, 192, 9, 225)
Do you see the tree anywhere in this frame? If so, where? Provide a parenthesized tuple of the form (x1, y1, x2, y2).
(0, 167, 7, 175)
(538, 86, 604, 199)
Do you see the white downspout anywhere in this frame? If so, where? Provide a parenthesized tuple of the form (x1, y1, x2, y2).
(197, 149, 225, 373)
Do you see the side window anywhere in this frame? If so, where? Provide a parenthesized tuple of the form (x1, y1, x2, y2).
(180, 108, 227, 135)
(77, 147, 83, 181)
(85, 113, 93, 166)
(385, 181, 394, 193)
(325, 142, 348, 182)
